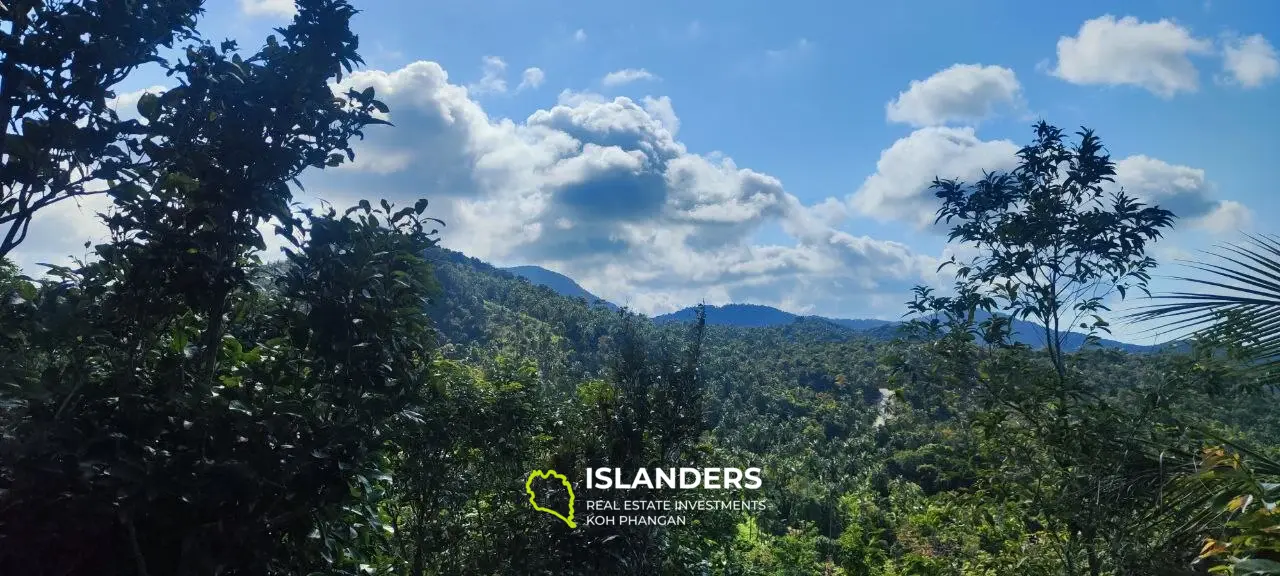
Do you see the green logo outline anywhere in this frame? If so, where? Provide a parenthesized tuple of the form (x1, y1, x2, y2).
(525, 469, 577, 528)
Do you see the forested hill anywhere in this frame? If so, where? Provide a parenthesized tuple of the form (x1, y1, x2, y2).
(4, 4, 1277, 571)
(657, 304, 1166, 352)
(428, 249, 875, 357)
(411, 245, 1270, 576)
(504, 265, 620, 311)
(654, 303, 896, 332)
(504, 263, 1166, 352)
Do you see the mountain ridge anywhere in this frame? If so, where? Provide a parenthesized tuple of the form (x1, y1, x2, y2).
(506, 264, 1168, 352)
(505, 265, 620, 311)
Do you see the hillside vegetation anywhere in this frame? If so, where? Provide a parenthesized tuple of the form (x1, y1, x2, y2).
(1, 3, 1277, 575)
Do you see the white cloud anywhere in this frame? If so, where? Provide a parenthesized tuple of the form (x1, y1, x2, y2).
(468, 56, 508, 94)
(886, 64, 1022, 127)
(337, 149, 415, 175)
(846, 138, 1250, 237)
(1113, 155, 1251, 233)
(8, 189, 113, 274)
(602, 68, 659, 87)
(307, 60, 938, 319)
(517, 67, 545, 91)
(573, 29, 587, 43)
(848, 127, 1019, 228)
(238, 0, 296, 18)
(1050, 15, 1213, 97)
(1114, 155, 1218, 218)
(1194, 200, 1253, 234)
(1220, 34, 1280, 88)
(642, 96, 680, 137)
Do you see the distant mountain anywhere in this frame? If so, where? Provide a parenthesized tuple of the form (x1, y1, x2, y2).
(654, 304, 800, 327)
(653, 304, 896, 332)
(499, 265, 1169, 353)
(654, 304, 1165, 353)
(964, 310, 1167, 353)
(826, 317, 898, 331)
(505, 265, 620, 311)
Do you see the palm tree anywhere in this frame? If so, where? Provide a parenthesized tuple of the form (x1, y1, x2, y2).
(1130, 234, 1280, 574)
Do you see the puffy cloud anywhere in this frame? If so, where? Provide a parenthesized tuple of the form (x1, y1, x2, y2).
(238, 0, 295, 18)
(847, 131, 1249, 238)
(1220, 34, 1279, 88)
(573, 29, 587, 43)
(468, 56, 508, 94)
(1114, 155, 1218, 218)
(1113, 155, 1251, 233)
(886, 64, 1022, 127)
(641, 96, 680, 137)
(517, 67, 545, 91)
(1049, 15, 1213, 97)
(848, 127, 1019, 228)
(602, 68, 659, 87)
(303, 60, 938, 318)
(1194, 200, 1253, 234)
(7, 188, 113, 274)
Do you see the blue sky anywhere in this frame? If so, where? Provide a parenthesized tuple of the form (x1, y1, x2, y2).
(16, 0, 1280, 342)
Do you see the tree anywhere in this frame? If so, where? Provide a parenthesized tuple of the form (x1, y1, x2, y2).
(0, 0, 203, 256)
(925, 121, 1175, 380)
(0, 2, 418, 574)
(903, 122, 1182, 575)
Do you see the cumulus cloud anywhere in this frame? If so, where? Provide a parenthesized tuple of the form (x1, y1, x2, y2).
(602, 68, 659, 87)
(1194, 200, 1253, 234)
(301, 60, 937, 318)
(846, 135, 1250, 237)
(642, 96, 680, 137)
(8, 188, 113, 274)
(848, 127, 1019, 228)
(468, 56, 508, 94)
(1220, 34, 1280, 88)
(573, 29, 587, 43)
(886, 64, 1022, 127)
(518, 67, 545, 91)
(238, 0, 296, 18)
(1113, 155, 1249, 232)
(1049, 15, 1213, 97)
(1113, 155, 1216, 216)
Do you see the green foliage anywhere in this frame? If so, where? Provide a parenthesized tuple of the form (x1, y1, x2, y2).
(0, 0, 203, 255)
(1132, 234, 1280, 391)
(1, 7, 1277, 575)
(1130, 234, 1280, 574)
(924, 121, 1175, 375)
(0, 2, 421, 573)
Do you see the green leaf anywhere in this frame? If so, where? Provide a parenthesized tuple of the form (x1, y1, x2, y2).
(1233, 558, 1280, 575)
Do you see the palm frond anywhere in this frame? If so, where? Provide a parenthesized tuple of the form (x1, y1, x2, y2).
(1136, 429, 1280, 573)
(1129, 234, 1280, 388)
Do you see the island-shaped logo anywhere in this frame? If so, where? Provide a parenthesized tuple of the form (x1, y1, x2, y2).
(525, 469, 577, 528)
